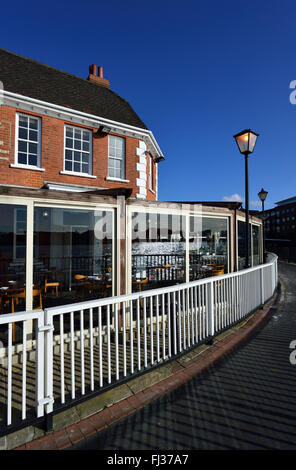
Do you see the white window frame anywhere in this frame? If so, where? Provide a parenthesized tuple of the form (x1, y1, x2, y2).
(108, 135, 125, 180)
(62, 125, 93, 177)
(14, 113, 42, 170)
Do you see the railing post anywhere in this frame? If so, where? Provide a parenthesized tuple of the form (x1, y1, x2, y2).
(206, 280, 215, 344)
(260, 267, 265, 308)
(43, 309, 54, 431)
(36, 309, 45, 419)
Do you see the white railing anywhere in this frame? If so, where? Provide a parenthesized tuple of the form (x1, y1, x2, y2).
(0, 253, 278, 433)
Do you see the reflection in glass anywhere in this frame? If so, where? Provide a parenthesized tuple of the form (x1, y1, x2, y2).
(131, 212, 186, 292)
(0, 204, 27, 314)
(252, 225, 260, 266)
(34, 207, 113, 307)
(238, 221, 252, 269)
(189, 216, 228, 280)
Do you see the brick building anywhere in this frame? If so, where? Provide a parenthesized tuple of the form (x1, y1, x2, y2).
(0, 49, 263, 315)
(0, 49, 163, 199)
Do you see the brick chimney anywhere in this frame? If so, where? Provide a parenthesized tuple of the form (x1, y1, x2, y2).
(88, 64, 110, 88)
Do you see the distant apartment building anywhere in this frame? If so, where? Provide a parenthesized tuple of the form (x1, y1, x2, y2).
(264, 196, 296, 240)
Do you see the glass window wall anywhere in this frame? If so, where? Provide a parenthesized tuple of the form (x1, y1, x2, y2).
(252, 225, 260, 266)
(33, 207, 113, 307)
(131, 212, 186, 292)
(189, 216, 229, 280)
(0, 204, 27, 315)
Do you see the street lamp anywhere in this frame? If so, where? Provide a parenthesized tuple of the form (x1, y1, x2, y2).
(233, 129, 259, 269)
(258, 187, 268, 263)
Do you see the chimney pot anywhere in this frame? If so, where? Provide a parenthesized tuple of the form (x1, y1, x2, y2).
(89, 64, 97, 76)
(88, 64, 110, 88)
(98, 66, 103, 78)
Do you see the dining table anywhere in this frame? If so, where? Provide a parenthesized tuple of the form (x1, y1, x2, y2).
(0, 281, 27, 314)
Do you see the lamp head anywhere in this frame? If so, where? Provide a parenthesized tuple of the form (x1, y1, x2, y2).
(233, 129, 259, 155)
(258, 187, 268, 202)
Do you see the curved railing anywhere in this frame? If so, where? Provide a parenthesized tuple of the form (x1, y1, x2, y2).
(0, 253, 278, 435)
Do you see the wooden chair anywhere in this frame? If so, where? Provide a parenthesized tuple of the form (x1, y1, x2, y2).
(74, 274, 88, 298)
(211, 267, 225, 276)
(132, 277, 149, 293)
(44, 278, 59, 296)
(9, 288, 42, 342)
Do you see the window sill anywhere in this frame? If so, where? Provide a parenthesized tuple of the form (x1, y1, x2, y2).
(60, 171, 97, 179)
(10, 164, 45, 172)
(105, 177, 130, 183)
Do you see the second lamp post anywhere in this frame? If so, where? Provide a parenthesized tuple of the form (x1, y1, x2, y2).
(233, 129, 259, 269)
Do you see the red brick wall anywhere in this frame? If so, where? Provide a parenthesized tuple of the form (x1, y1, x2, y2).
(0, 105, 157, 200)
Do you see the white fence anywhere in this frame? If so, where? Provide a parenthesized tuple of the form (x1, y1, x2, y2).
(0, 253, 278, 434)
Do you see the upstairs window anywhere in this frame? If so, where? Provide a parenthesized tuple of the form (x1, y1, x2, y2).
(64, 126, 92, 175)
(16, 114, 41, 167)
(108, 135, 125, 179)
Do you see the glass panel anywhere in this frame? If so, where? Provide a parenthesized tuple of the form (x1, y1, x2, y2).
(66, 127, 73, 138)
(65, 150, 72, 160)
(18, 153, 27, 165)
(83, 131, 90, 141)
(238, 221, 251, 269)
(74, 129, 81, 139)
(189, 216, 228, 280)
(29, 143, 37, 154)
(74, 140, 81, 150)
(65, 160, 72, 171)
(74, 162, 80, 173)
(131, 212, 186, 292)
(252, 225, 260, 266)
(19, 116, 28, 128)
(65, 138, 73, 149)
(19, 141, 27, 153)
(0, 205, 27, 328)
(82, 142, 89, 152)
(29, 155, 37, 166)
(19, 128, 28, 140)
(29, 118, 38, 130)
(29, 130, 38, 142)
(82, 163, 89, 174)
(33, 207, 113, 308)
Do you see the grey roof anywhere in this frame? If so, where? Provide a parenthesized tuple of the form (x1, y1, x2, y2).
(275, 196, 296, 206)
(0, 48, 148, 129)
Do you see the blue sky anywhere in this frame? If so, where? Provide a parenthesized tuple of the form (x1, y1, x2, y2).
(1, 0, 296, 209)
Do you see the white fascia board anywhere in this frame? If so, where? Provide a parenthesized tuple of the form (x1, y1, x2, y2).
(3, 91, 164, 160)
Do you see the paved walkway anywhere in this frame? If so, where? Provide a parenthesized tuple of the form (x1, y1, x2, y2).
(69, 262, 296, 450)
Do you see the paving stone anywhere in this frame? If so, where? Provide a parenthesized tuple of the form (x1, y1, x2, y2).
(66, 424, 85, 445)
(127, 367, 173, 394)
(53, 429, 72, 449)
(39, 434, 57, 450)
(76, 384, 133, 420)
(78, 418, 96, 438)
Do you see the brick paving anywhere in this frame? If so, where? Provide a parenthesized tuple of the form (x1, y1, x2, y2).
(14, 277, 280, 450)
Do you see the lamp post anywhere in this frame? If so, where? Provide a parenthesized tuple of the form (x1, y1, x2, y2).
(258, 187, 268, 263)
(233, 129, 259, 269)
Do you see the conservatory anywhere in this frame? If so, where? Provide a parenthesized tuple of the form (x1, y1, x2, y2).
(0, 186, 263, 317)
